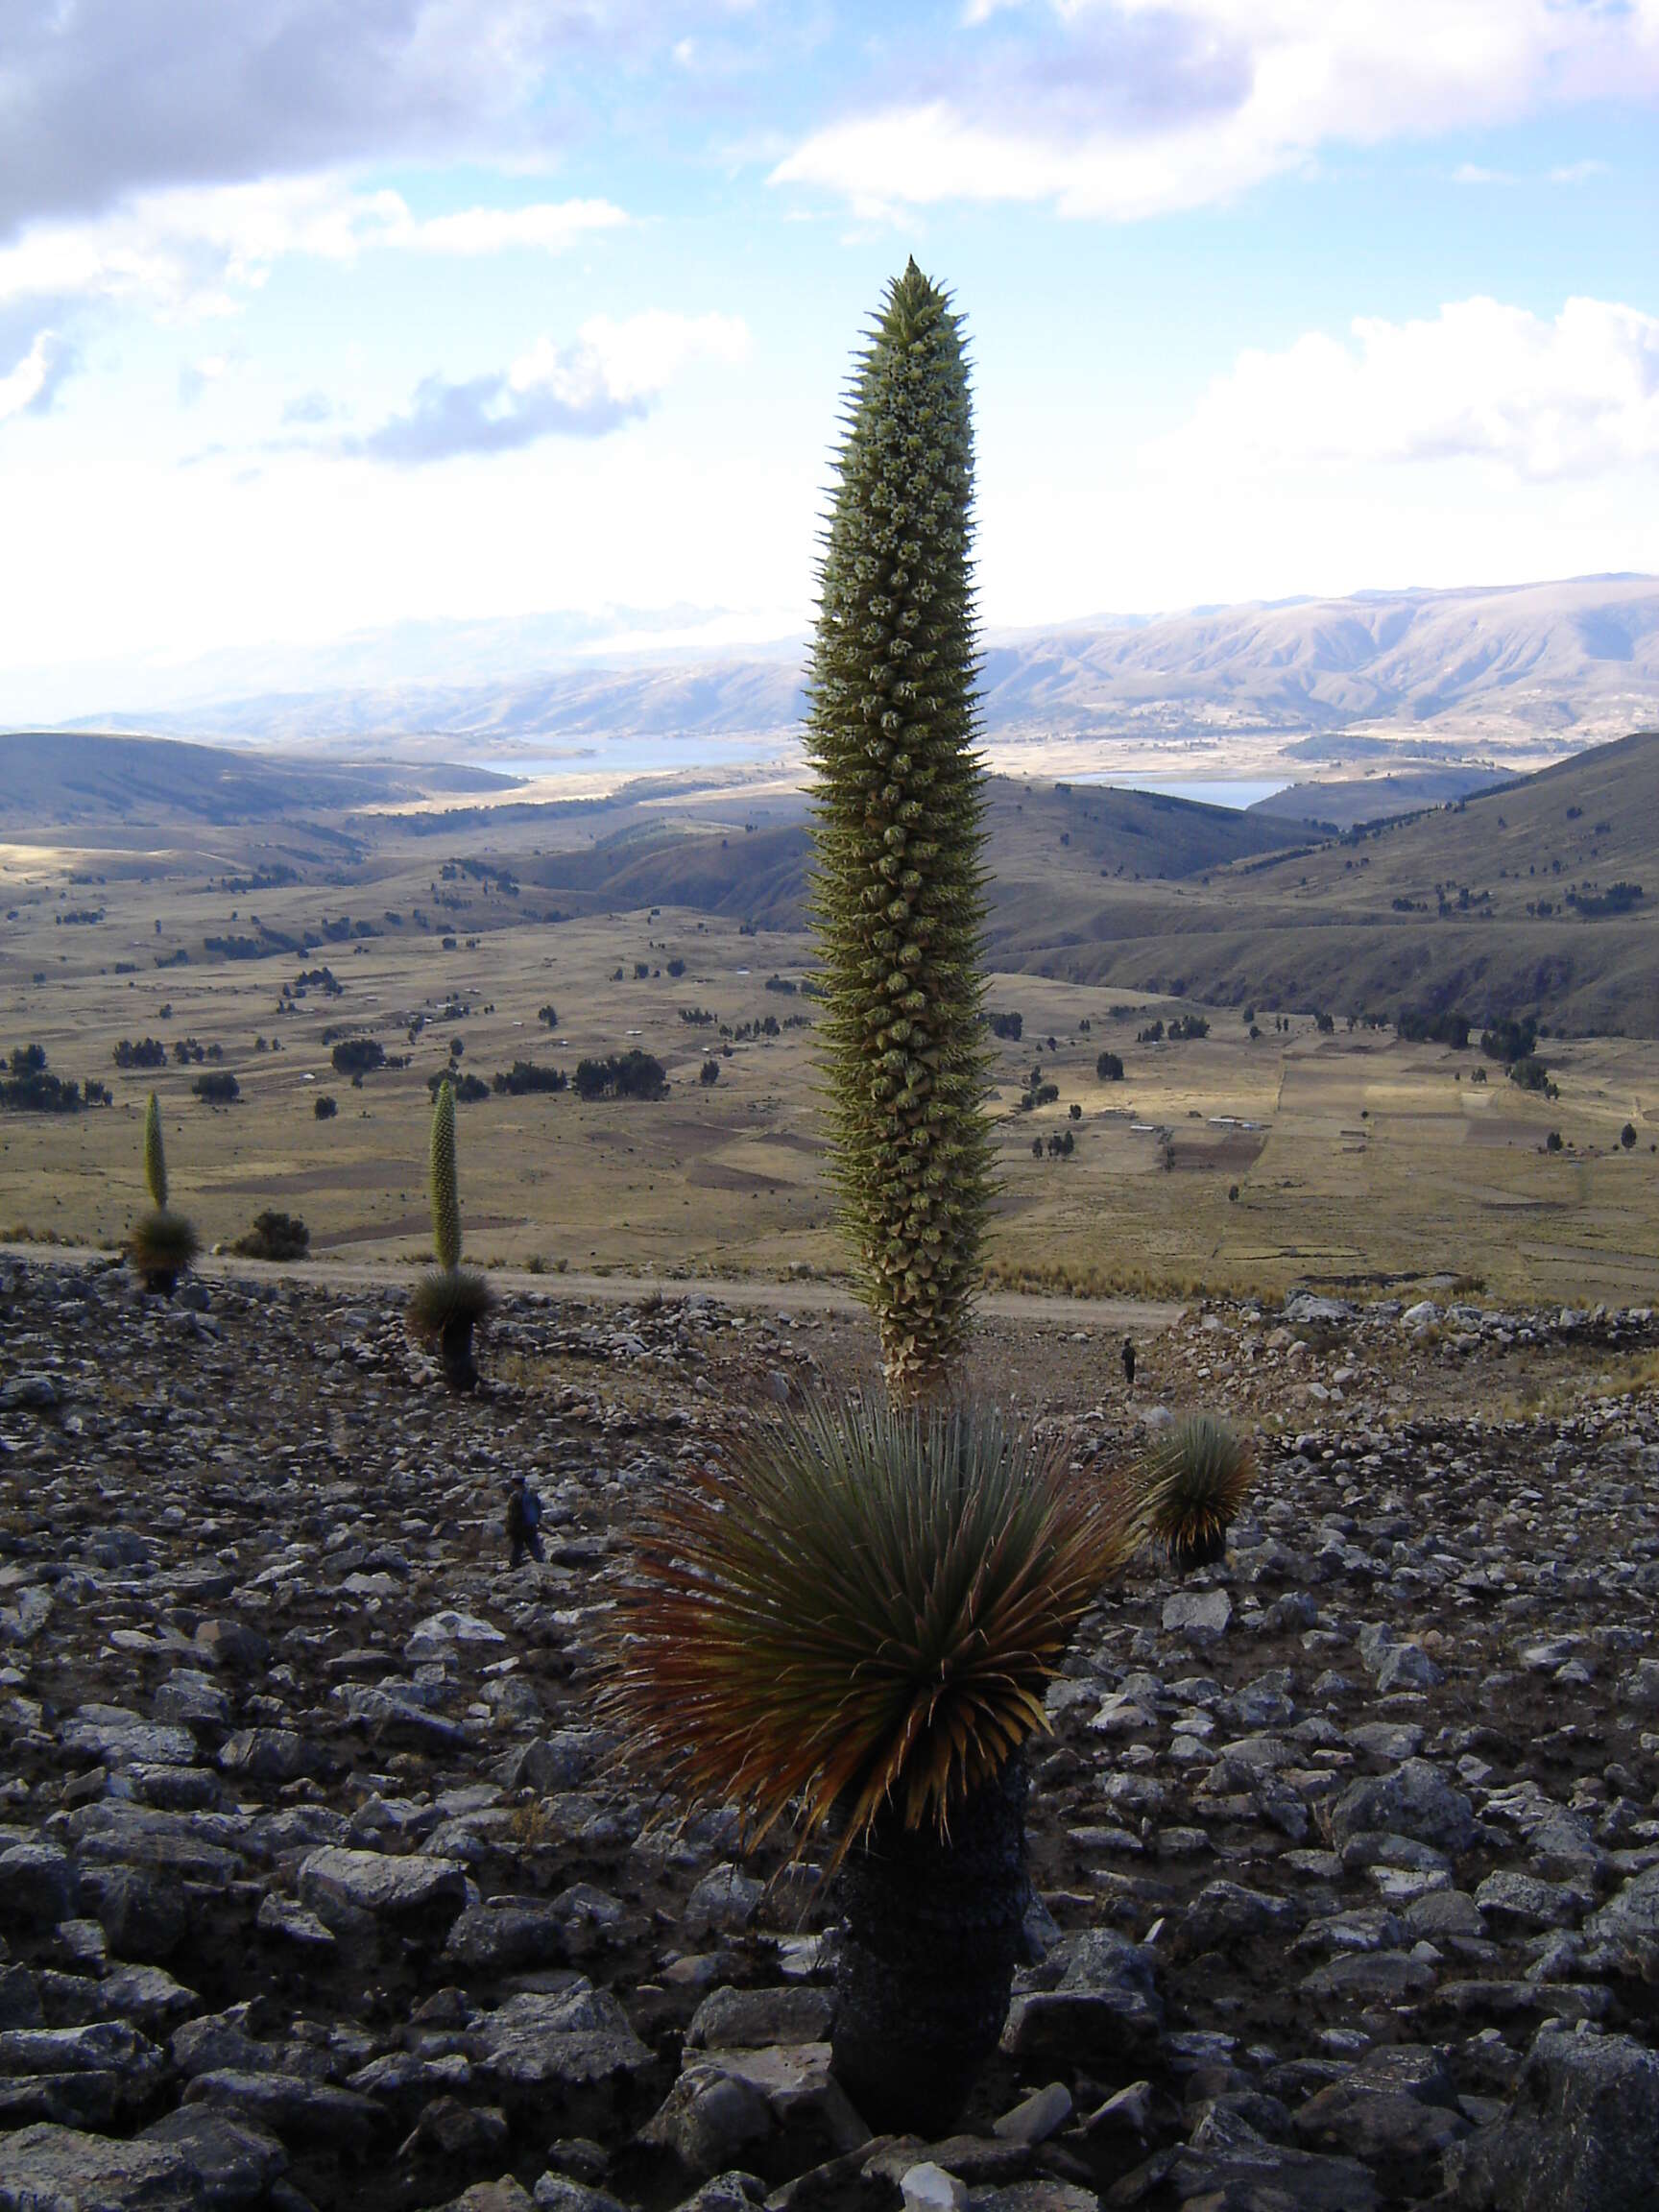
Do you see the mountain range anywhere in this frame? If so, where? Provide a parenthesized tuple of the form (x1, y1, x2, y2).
(31, 574, 1659, 774)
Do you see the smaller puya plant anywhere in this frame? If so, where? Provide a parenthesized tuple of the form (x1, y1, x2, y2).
(127, 1091, 200, 1296)
(407, 1076, 492, 1391)
(1135, 1410, 1256, 1574)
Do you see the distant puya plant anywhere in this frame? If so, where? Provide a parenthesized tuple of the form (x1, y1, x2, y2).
(806, 256, 993, 1404)
(126, 1091, 200, 1296)
(407, 1076, 491, 1391)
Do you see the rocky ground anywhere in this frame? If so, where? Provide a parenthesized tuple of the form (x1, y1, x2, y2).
(3, 1257, 1659, 2212)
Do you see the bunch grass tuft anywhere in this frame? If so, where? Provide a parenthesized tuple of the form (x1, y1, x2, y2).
(604, 1394, 1132, 1864)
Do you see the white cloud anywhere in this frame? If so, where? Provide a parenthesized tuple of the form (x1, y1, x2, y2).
(402, 201, 628, 256)
(773, 0, 1659, 220)
(1157, 296, 1659, 482)
(343, 311, 752, 464)
(0, 329, 74, 421)
(0, 178, 629, 318)
(537, 309, 752, 404)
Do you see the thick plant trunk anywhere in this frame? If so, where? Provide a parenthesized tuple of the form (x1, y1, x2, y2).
(1171, 1525, 1227, 1575)
(141, 1270, 178, 1299)
(439, 1316, 479, 1393)
(830, 1759, 1028, 2136)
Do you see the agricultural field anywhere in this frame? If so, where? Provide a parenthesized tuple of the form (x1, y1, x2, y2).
(3, 826, 1655, 1306)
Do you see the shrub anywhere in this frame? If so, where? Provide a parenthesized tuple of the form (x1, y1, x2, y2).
(988, 1012, 1022, 1041)
(1622, 1122, 1638, 1149)
(330, 1037, 385, 1078)
(699, 1058, 720, 1086)
(1566, 881, 1643, 918)
(313, 1094, 338, 1119)
(491, 1060, 568, 1096)
(192, 1071, 240, 1104)
(1, 1046, 89, 1114)
(537, 1003, 558, 1028)
(427, 1070, 489, 1102)
(572, 1050, 668, 1101)
(667, 959, 685, 977)
(1133, 1412, 1256, 1573)
(1395, 1006, 1471, 1049)
(1508, 1055, 1554, 1095)
(1095, 1050, 1124, 1081)
(805, 259, 992, 1402)
(113, 1038, 167, 1070)
(230, 1210, 310, 1261)
(1547, 1130, 1564, 1152)
(1481, 1015, 1538, 1066)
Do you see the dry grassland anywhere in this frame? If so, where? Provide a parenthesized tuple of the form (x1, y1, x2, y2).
(2, 831, 1656, 1305)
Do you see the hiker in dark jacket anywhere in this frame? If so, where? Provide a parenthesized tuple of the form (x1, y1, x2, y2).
(506, 1474, 543, 1569)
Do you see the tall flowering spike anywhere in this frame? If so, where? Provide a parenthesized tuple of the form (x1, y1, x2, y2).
(806, 258, 994, 1401)
(429, 1078, 462, 1271)
(142, 1092, 167, 1210)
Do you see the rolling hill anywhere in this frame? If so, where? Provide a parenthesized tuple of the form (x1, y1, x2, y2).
(0, 732, 516, 828)
(989, 729, 1659, 1033)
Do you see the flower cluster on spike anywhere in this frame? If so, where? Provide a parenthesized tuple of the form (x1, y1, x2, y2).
(806, 258, 994, 1401)
(429, 1078, 463, 1272)
(143, 1092, 168, 1211)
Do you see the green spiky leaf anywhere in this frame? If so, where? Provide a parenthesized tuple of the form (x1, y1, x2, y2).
(407, 1265, 492, 1342)
(127, 1208, 199, 1281)
(1133, 1412, 1256, 1562)
(805, 259, 994, 1402)
(602, 1395, 1132, 1866)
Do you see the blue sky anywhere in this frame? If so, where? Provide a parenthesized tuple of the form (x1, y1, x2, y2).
(1, 0, 1656, 715)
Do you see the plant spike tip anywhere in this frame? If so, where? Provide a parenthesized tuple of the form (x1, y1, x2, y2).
(142, 1091, 167, 1210)
(806, 260, 994, 1404)
(430, 1076, 462, 1271)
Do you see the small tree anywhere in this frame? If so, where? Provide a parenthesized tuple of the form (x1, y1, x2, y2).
(807, 257, 992, 1403)
(127, 1092, 199, 1295)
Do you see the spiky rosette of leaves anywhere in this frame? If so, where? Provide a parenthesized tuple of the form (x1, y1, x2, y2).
(407, 1264, 493, 1342)
(142, 1092, 167, 1209)
(127, 1208, 200, 1286)
(1134, 1412, 1256, 1569)
(805, 258, 994, 1403)
(429, 1078, 463, 1271)
(603, 1394, 1132, 1866)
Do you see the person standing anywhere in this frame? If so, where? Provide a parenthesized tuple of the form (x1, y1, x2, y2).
(1121, 1336, 1136, 1392)
(506, 1474, 543, 1569)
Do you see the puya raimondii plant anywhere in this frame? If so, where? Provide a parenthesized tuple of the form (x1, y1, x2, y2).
(407, 1076, 491, 1391)
(806, 257, 994, 1405)
(605, 1394, 1133, 2131)
(126, 1090, 199, 1295)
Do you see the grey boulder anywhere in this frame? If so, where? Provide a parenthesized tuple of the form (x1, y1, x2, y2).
(1444, 2025, 1659, 2210)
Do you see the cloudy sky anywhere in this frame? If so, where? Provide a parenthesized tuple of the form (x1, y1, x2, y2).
(2, 0, 1657, 715)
